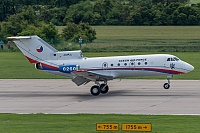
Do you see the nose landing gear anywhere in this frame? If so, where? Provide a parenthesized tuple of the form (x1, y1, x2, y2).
(163, 83, 170, 89)
(163, 75, 172, 89)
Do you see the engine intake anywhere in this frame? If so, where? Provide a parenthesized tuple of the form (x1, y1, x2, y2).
(35, 63, 42, 70)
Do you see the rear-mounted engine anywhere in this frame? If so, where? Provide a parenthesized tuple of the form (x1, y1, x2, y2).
(35, 63, 42, 70)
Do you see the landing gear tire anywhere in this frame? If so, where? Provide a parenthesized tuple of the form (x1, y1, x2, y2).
(163, 83, 170, 89)
(90, 85, 100, 96)
(100, 84, 109, 94)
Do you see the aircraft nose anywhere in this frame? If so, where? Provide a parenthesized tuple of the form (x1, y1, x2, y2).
(185, 62, 194, 73)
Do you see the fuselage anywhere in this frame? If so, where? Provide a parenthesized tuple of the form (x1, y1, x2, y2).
(39, 54, 194, 79)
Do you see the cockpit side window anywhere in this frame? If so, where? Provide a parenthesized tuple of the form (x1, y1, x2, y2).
(174, 57, 179, 61)
(167, 57, 180, 61)
(171, 58, 175, 61)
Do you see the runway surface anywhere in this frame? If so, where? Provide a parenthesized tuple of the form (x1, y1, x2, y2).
(0, 79, 199, 115)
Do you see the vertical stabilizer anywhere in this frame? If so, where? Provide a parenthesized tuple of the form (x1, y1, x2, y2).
(8, 36, 58, 63)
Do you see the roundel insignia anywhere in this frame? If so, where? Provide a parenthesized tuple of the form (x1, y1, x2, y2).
(36, 46, 43, 53)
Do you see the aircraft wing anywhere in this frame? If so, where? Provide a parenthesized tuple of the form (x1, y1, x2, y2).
(72, 70, 113, 86)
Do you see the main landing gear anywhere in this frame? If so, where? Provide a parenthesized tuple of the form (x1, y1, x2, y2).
(90, 82, 109, 96)
(163, 75, 172, 89)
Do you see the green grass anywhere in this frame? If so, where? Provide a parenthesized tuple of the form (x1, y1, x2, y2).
(0, 114, 199, 133)
(190, 0, 200, 4)
(57, 26, 200, 52)
(9, 26, 200, 52)
(91, 26, 200, 52)
(0, 52, 199, 79)
(0, 52, 63, 79)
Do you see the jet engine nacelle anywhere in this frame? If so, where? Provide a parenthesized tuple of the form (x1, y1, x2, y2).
(35, 63, 42, 70)
(59, 65, 79, 73)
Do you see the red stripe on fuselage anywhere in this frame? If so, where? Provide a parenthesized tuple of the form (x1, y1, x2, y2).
(25, 56, 38, 63)
(25, 56, 58, 70)
(86, 67, 184, 75)
(135, 67, 182, 75)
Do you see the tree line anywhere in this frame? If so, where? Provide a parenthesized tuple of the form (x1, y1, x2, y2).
(0, 0, 200, 45)
(65, 0, 200, 26)
(1, 0, 199, 26)
(0, 5, 96, 44)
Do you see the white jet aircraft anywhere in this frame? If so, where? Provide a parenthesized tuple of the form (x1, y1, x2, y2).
(8, 36, 194, 96)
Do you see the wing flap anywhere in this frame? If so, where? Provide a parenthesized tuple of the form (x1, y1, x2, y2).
(72, 70, 113, 82)
(72, 76, 90, 86)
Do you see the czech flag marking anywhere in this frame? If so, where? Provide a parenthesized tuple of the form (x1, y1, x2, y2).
(36, 46, 43, 52)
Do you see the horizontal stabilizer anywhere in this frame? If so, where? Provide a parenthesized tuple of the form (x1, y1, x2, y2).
(7, 36, 31, 40)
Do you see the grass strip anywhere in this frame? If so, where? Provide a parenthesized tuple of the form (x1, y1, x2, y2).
(0, 114, 199, 133)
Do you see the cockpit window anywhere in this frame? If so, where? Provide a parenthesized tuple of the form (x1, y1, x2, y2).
(171, 58, 176, 61)
(174, 57, 180, 61)
(167, 57, 180, 61)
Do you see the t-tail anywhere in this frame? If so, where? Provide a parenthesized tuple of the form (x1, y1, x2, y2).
(7, 35, 83, 64)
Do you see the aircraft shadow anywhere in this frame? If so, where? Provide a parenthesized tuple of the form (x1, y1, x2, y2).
(0, 90, 193, 100)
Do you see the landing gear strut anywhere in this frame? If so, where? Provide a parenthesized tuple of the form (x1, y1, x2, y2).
(90, 81, 109, 96)
(100, 83, 109, 94)
(163, 75, 172, 89)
